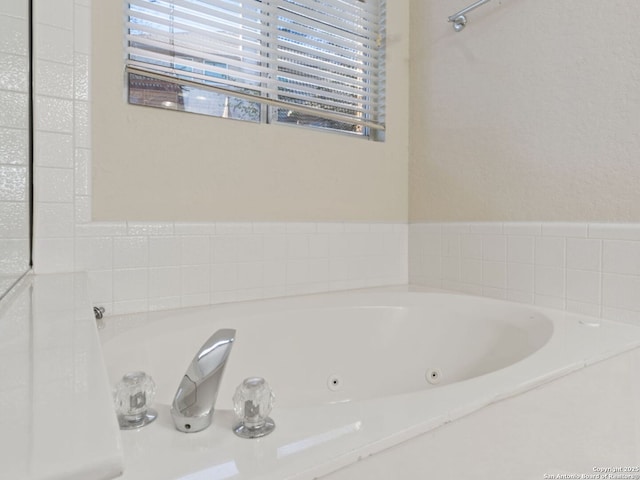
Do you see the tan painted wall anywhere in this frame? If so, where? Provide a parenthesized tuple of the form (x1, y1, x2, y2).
(410, 1, 640, 222)
(92, 2, 409, 222)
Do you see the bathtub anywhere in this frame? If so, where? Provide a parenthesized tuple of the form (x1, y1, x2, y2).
(99, 287, 640, 480)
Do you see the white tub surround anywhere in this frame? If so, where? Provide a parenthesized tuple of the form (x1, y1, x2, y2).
(0, 273, 123, 480)
(99, 287, 640, 480)
(410, 222, 640, 325)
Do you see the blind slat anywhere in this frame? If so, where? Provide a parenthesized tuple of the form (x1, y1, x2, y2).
(126, 0, 385, 131)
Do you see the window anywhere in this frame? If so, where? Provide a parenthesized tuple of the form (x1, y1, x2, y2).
(126, 0, 386, 139)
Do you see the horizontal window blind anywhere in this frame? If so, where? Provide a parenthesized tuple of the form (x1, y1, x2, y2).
(126, 0, 386, 132)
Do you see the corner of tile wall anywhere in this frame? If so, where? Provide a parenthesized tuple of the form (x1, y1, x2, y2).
(409, 222, 640, 326)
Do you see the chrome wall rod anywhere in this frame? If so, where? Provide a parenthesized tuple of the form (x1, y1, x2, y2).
(448, 0, 491, 32)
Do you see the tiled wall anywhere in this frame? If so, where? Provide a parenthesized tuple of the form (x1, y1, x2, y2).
(31, 0, 408, 316)
(0, 2, 31, 293)
(410, 222, 640, 325)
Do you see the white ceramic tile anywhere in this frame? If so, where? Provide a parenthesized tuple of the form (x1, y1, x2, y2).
(236, 263, 263, 290)
(309, 234, 329, 258)
(252, 222, 287, 234)
(329, 258, 349, 282)
(75, 222, 127, 237)
(534, 268, 566, 305)
(0, 202, 28, 238)
(461, 259, 482, 285)
(441, 234, 460, 257)
(420, 233, 441, 257)
(602, 274, 640, 312)
(370, 223, 394, 233)
(36, 167, 73, 203)
(74, 100, 90, 148)
(441, 223, 470, 234)
(112, 268, 148, 302)
(263, 235, 287, 260)
(210, 263, 238, 293)
(113, 237, 148, 268)
(35, 203, 74, 238)
(566, 238, 601, 271)
(35, 96, 73, 133)
(148, 236, 181, 267)
(212, 236, 239, 263)
(149, 296, 181, 312)
(316, 222, 344, 233)
(181, 236, 210, 265)
(602, 240, 640, 276)
(112, 299, 148, 315)
(589, 223, 640, 241)
(0, 91, 28, 129)
(173, 222, 216, 235)
(181, 293, 210, 308)
(35, 0, 73, 29)
(344, 223, 369, 233)
(74, 53, 89, 101)
(33, 237, 74, 274)
(541, 223, 588, 238)
(308, 258, 329, 283)
(482, 235, 506, 262)
(74, 148, 90, 195)
(469, 223, 503, 234)
(74, 195, 90, 225)
(236, 236, 263, 263)
(0, 165, 27, 200)
(422, 254, 442, 281)
(535, 236, 565, 267)
(566, 269, 600, 304)
(442, 256, 460, 282)
(0, 127, 29, 165)
(87, 270, 112, 304)
(287, 235, 309, 259)
(35, 132, 73, 167)
(566, 300, 600, 318)
(216, 222, 253, 235)
(73, 4, 90, 54)
(503, 223, 542, 236)
(74, 236, 112, 271)
(0, 16, 28, 56)
(482, 286, 506, 300)
(35, 60, 74, 98)
(126, 222, 174, 236)
(34, 24, 73, 65)
(181, 265, 209, 295)
(460, 235, 482, 259)
(263, 261, 286, 287)
(507, 236, 535, 264)
(534, 294, 565, 310)
(148, 267, 181, 299)
(507, 263, 534, 293)
(601, 305, 640, 326)
(483, 261, 506, 289)
(286, 260, 311, 285)
(507, 290, 534, 304)
(0, 53, 29, 92)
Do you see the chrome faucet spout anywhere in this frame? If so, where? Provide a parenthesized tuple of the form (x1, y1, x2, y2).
(171, 328, 236, 433)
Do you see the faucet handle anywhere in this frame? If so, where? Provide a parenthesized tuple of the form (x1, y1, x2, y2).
(232, 377, 275, 438)
(114, 371, 158, 430)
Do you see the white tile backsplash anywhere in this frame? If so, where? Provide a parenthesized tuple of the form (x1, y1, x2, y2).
(410, 222, 640, 326)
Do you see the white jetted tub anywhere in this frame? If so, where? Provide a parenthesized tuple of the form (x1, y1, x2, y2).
(99, 288, 640, 480)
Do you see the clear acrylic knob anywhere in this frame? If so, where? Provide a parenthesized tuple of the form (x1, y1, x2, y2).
(114, 371, 158, 430)
(232, 377, 275, 438)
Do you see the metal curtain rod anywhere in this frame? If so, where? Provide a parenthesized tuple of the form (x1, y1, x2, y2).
(448, 0, 491, 32)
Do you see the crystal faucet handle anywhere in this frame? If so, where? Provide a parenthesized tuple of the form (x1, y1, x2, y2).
(232, 377, 276, 438)
(114, 371, 158, 430)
